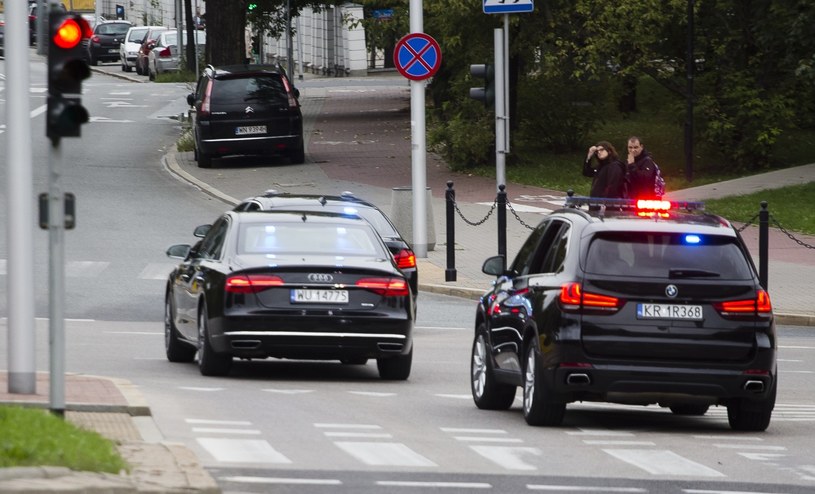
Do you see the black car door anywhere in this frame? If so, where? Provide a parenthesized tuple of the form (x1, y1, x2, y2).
(175, 216, 230, 339)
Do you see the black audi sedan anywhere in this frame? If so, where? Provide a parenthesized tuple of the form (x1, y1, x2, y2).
(233, 190, 418, 302)
(165, 210, 414, 379)
(471, 197, 776, 431)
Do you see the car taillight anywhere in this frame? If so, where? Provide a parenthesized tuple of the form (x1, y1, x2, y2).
(559, 282, 622, 313)
(356, 277, 409, 297)
(394, 249, 416, 270)
(713, 289, 772, 318)
(225, 274, 284, 294)
(200, 79, 213, 116)
(281, 76, 299, 107)
(158, 47, 171, 57)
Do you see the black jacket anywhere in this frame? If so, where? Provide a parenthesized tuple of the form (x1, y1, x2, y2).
(583, 156, 626, 198)
(627, 150, 658, 199)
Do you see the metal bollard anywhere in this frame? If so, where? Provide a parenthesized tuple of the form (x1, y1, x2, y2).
(498, 184, 507, 269)
(759, 201, 769, 290)
(445, 181, 457, 282)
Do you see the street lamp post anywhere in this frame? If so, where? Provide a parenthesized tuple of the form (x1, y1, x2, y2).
(685, 0, 694, 182)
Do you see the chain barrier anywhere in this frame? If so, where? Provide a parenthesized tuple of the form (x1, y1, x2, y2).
(452, 197, 497, 226)
(732, 212, 814, 249)
(450, 197, 539, 230)
(770, 214, 815, 250)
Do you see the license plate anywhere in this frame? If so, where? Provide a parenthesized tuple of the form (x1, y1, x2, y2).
(108, 49, 118, 53)
(291, 289, 348, 304)
(637, 303, 703, 320)
(235, 125, 267, 136)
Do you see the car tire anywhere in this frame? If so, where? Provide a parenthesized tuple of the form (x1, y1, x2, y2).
(89, 54, 98, 66)
(136, 62, 143, 75)
(165, 292, 195, 363)
(197, 302, 232, 377)
(377, 347, 412, 380)
(125, 63, 132, 72)
(289, 144, 305, 164)
(669, 404, 710, 416)
(727, 379, 776, 431)
(471, 326, 516, 410)
(523, 342, 566, 426)
(197, 150, 212, 168)
(121, 62, 126, 72)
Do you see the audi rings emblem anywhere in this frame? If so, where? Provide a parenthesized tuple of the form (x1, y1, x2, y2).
(665, 284, 679, 298)
(308, 273, 333, 283)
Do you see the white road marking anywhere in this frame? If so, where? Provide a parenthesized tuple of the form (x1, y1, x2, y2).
(192, 427, 261, 435)
(737, 453, 787, 461)
(66, 261, 109, 277)
(712, 444, 786, 450)
(186, 419, 252, 425)
(323, 432, 393, 439)
(334, 442, 437, 467)
(221, 476, 341, 485)
(566, 429, 636, 437)
(527, 486, 646, 492)
(603, 449, 725, 477)
(454, 436, 523, 443)
(138, 263, 175, 280)
(435, 394, 472, 399)
(262, 388, 314, 394)
(377, 480, 492, 488)
(583, 441, 656, 446)
(469, 445, 541, 471)
(198, 438, 291, 463)
(440, 428, 507, 434)
(348, 391, 396, 397)
(315, 423, 382, 429)
(179, 386, 223, 392)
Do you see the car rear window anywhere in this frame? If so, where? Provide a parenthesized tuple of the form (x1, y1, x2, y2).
(212, 75, 290, 106)
(238, 223, 386, 257)
(584, 232, 754, 279)
(97, 23, 130, 35)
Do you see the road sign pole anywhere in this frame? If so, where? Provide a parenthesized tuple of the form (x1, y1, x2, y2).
(48, 141, 67, 417)
(494, 28, 506, 191)
(503, 14, 510, 154)
(408, 0, 428, 257)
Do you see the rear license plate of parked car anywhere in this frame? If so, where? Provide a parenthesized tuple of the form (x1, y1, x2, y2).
(637, 304, 703, 320)
(291, 289, 349, 304)
(108, 49, 118, 53)
(235, 125, 267, 136)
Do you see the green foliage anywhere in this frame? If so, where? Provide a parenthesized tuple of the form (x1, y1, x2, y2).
(704, 183, 815, 236)
(0, 406, 128, 473)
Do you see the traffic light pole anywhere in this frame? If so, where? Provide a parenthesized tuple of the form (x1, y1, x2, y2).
(48, 140, 67, 417)
(494, 28, 506, 191)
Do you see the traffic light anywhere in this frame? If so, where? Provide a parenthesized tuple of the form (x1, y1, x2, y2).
(248, 2, 258, 11)
(469, 64, 495, 107)
(47, 14, 92, 142)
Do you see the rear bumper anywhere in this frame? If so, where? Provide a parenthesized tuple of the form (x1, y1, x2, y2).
(210, 315, 413, 360)
(198, 134, 303, 157)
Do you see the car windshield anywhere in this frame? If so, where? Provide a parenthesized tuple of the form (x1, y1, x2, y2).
(97, 23, 130, 35)
(213, 75, 289, 106)
(238, 222, 386, 257)
(127, 28, 148, 43)
(584, 232, 754, 279)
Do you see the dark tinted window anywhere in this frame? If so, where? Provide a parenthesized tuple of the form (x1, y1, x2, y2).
(198, 217, 228, 260)
(585, 232, 753, 279)
(97, 23, 130, 35)
(238, 222, 386, 257)
(212, 75, 289, 106)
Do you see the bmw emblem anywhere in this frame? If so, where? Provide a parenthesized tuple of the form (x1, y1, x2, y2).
(665, 284, 678, 298)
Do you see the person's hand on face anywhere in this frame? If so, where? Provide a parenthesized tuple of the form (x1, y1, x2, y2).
(627, 141, 642, 164)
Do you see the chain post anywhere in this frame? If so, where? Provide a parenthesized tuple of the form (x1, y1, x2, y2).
(497, 184, 507, 268)
(759, 201, 769, 290)
(445, 181, 456, 281)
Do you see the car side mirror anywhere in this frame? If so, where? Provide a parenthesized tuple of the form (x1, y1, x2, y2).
(292, 87, 300, 99)
(193, 224, 211, 238)
(166, 244, 191, 260)
(186, 93, 195, 106)
(482, 255, 507, 277)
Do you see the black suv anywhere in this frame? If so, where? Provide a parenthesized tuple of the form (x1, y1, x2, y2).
(233, 190, 418, 301)
(471, 197, 776, 431)
(186, 64, 304, 168)
(85, 20, 131, 65)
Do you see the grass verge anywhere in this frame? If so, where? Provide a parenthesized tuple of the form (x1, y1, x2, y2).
(0, 406, 128, 473)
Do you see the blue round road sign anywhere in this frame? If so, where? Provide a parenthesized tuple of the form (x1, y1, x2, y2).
(393, 33, 442, 81)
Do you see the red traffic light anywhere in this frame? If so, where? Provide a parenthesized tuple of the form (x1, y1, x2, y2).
(53, 17, 91, 49)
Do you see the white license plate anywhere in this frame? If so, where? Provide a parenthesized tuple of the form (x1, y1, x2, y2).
(291, 289, 348, 304)
(235, 125, 267, 136)
(108, 49, 118, 53)
(637, 303, 703, 320)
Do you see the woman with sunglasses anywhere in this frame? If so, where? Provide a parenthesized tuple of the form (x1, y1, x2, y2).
(582, 141, 627, 198)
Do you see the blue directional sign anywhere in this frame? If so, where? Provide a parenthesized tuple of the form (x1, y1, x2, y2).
(483, 0, 534, 14)
(393, 33, 442, 81)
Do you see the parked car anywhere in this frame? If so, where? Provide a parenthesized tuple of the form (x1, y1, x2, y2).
(146, 29, 206, 80)
(120, 25, 160, 73)
(84, 20, 131, 65)
(186, 64, 304, 167)
(0, 18, 5, 57)
(28, 1, 67, 45)
(471, 196, 777, 431)
(233, 190, 419, 302)
(135, 26, 168, 75)
(164, 210, 414, 379)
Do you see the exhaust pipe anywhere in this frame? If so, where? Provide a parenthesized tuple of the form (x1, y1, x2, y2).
(566, 373, 591, 385)
(231, 340, 261, 349)
(377, 343, 404, 352)
(743, 380, 765, 393)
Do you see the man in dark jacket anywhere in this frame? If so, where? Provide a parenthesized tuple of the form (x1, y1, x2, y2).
(626, 136, 658, 199)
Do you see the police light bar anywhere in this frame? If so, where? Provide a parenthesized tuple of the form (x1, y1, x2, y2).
(564, 196, 705, 211)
